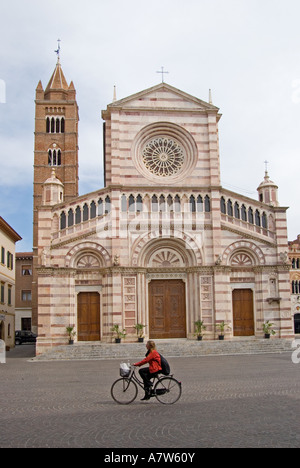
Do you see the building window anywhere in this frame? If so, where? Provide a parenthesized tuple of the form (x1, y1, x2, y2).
(204, 195, 210, 212)
(90, 201, 96, 219)
(227, 200, 233, 217)
(152, 195, 158, 212)
(129, 195, 135, 212)
(234, 202, 240, 219)
(22, 265, 32, 276)
(220, 197, 226, 214)
(294, 314, 300, 334)
(121, 195, 127, 212)
(1, 247, 4, 264)
(255, 210, 261, 227)
(189, 195, 196, 213)
(22, 290, 32, 302)
(75, 206, 81, 225)
(0, 283, 4, 303)
(136, 194, 143, 212)
(48, 149, 61, 166)
(292, 280, 300, 294)
(7, 251, 13, 270)
(83, 204, 89, 222)
(98, 198, 103, 216)
(262, 212, 268, 229)
(68, 209, 74, 227)
(8, 285, 12, 306)
(248, 207, 254, 224)
(105, 196, 111, 214)
(46, 116, 65, 134)
(60, 212, 66, 230)
(241, 205, 247, 222)
(292, 258, 300, 269)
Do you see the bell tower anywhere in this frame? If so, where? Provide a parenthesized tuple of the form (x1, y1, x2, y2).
(32, 54, 79, 332)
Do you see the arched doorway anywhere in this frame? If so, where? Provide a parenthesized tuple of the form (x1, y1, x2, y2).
(294, 314, 300, 334)
(232, 289, 254, 336)
(149, 280, 186, 339)
(77, 292, 100, 341)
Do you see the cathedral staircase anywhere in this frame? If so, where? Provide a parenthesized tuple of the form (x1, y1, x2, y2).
(31, 338, 294, 362)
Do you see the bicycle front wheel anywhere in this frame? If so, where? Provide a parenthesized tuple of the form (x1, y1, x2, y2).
(154, 377, 182, 405)
(111, 378, 138, 405)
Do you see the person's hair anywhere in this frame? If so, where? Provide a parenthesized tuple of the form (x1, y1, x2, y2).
(147, 340, 156, 351)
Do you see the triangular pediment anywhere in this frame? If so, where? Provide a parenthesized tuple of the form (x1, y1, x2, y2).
(107, 83, 219, 113)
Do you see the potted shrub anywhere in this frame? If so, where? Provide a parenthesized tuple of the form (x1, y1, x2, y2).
(133, 323, 146, 342)
(111, 324, 126, 343)
(263, 321, 276, 339)
(216, 321, 230, 340)
(194, 320, 206, 341)
(66, 326, 76, 345)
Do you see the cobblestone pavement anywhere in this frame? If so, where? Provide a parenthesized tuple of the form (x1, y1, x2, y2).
(1, 345, 300, 448)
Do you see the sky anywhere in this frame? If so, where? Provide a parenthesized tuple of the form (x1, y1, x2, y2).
(0, 0, 300, 252)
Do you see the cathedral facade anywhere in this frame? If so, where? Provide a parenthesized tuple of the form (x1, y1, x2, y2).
(34, 60, 294, 354)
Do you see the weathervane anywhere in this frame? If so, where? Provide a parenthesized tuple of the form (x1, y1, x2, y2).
(156, 66, 169, 83)
(54, 39, 61, 62)
(264, 160, 269, 173)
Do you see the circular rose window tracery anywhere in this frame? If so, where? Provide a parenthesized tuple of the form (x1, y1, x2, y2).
(142, 137, 185, 177)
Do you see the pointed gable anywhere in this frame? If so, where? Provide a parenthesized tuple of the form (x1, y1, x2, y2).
(106, 83, 220, 114)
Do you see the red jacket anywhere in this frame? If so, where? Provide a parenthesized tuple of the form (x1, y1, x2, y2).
(134, 350, 162, 374)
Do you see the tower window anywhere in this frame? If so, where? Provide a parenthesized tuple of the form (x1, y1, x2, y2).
(48, 149, 61, 166)
(46, 116, 65, 134)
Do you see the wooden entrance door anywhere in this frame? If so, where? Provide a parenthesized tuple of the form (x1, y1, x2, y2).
(77, 292, 100, 341)
(149, 280, 186, 339)
(233, 289, 254, 336)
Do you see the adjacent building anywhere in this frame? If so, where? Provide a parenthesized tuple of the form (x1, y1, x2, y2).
(289, 235, 300, 333)
(0, 217, 22, 347)
(15, 252, 33, 331)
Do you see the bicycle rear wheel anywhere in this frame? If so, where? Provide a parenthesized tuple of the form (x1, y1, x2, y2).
(111, 378, 138, 405)
(154, 377, 182, 405)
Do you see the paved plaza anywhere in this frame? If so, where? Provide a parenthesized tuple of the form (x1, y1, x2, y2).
(0, 345, 299, 448)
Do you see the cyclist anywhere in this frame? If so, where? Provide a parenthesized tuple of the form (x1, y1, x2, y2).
(134, 340, 162, 400)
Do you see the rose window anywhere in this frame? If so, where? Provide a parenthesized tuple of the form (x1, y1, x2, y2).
(142, 137, 185, 177)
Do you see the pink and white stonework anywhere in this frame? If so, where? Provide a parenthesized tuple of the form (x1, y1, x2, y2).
(34, 63, 294, 354)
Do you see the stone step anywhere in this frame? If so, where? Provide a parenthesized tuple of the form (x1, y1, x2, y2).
(31, 338, 294, 362)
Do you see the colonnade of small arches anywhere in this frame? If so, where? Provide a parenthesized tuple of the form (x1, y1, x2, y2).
(57, 193, 272, 232)
(121, 193, 211, 213)
(220, 196, 269, 229)
(60, 196, 111, 230)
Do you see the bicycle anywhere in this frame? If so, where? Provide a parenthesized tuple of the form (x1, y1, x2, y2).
(111, 364, 182, 405)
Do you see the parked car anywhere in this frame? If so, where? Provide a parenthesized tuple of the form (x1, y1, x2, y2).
(15, 330, 37, 345)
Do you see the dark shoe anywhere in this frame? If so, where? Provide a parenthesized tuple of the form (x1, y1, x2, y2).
(141, 389, 151, 401)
